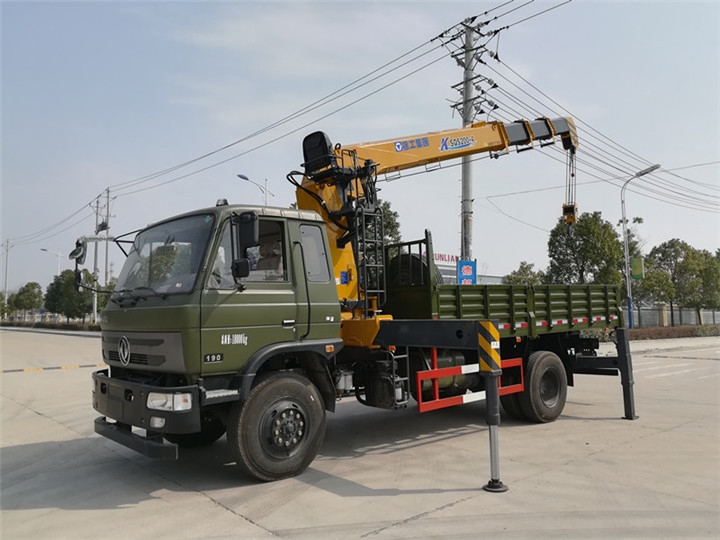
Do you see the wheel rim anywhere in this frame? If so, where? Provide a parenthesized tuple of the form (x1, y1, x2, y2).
(260, 400, 306, 459)
(539, 370, 560, 408)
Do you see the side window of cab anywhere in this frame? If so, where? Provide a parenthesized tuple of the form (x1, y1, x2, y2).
(208, 219, 287, 288)
(245, 220, 287, 282)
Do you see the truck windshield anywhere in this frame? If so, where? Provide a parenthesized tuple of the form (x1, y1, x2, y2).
(114, 213, 215, 296)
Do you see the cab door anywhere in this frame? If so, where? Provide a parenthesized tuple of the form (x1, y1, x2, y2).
(199, 218, 297, 375)
(287, 221, 341, 341)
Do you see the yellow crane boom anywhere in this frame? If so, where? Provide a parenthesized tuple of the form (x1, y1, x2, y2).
(290, 116, 578, 326)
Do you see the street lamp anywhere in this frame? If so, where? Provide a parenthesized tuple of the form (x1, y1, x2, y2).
(40, 248, 62, 276)
(237, 174, 275, 206)
(621, 163, 660, 329)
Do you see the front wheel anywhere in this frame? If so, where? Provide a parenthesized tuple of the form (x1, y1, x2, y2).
(518, 350, 567, 423)
(228, 372, 326, 482)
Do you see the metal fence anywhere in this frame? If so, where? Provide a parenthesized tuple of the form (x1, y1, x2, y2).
(622, 307, 720, 328)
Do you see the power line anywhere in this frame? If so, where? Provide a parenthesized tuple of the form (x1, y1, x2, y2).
(468, 52, 719, 214)
(12, 211, 95, 247)
(110, 37, 445, 194)
(116, 51, 451, 198)
(7, 1, 716, 249)
(9, 28, 451, 243)
(113, 2, 545, 196)
(6, 3, 565, 246)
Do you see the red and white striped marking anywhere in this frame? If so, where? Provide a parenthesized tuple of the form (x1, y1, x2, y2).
(497, 322, 529, 330)
(416, 358, 523, 413)
(499, 315, 619, 330)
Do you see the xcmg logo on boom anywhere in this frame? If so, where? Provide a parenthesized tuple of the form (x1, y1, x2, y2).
(440, 136, 476, 152)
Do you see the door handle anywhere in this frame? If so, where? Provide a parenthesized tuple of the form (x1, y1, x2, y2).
(282, 319, 296, 328)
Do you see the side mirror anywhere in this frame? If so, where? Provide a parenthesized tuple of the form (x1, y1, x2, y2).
(69, 240, 87, 265)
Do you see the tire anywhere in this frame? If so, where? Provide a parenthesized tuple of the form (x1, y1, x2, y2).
(518, 350, 567, 423)
(500, 393, 526, 421)
(164, 412, 226, 448)
(228, 372, 325, 482)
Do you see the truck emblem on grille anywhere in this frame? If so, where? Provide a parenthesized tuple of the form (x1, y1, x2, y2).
(118, 336, 131, 366)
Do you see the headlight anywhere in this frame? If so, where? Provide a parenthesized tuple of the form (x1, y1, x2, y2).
(146, 392, 192, 412)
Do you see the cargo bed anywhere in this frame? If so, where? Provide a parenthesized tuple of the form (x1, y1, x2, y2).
(383, 233, 624, 338)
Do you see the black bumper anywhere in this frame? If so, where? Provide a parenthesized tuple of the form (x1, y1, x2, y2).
(94, 416, 178, 460)
(92, 369, 201, 458)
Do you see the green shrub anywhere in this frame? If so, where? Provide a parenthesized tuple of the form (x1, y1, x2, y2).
(694, 325, 720, 337)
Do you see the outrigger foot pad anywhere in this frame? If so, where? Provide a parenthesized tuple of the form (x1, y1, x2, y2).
(483, 479, 508, 493)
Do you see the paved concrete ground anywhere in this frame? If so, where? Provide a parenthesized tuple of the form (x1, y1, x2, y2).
(1, 329, 718, 539)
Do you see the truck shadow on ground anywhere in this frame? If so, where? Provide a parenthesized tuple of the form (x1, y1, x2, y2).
(1, 400, 521, 511)
(319, 398, 493, 459)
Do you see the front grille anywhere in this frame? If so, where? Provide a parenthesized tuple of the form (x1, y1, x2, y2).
(109, 351, 149, 365)
(102, 331, 183, 372)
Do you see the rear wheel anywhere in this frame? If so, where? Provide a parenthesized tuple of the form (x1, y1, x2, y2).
(164, 412, 226, 448)
(500, 393, 526, 421)
(518, 350, 567, 423)
(228, 372, 325, 482)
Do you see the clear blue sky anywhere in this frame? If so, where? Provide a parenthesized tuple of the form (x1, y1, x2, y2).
(2, 0, 719, 293)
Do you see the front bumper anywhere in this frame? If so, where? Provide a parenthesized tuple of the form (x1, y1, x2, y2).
(94, 416, 178, 459)
(92, 369, 201, 459)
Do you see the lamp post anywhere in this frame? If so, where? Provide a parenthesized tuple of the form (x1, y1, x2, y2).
(40, 248, 62, 277)
(237, 174, 275, 206)
(621, 163, 660, 329)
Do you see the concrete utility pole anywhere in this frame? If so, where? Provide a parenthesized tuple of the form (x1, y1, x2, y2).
(104, 188, 111, 286)
(460, 23, 476, 260)
(2, 239, 10, 319)
(92, 198, 100, 323)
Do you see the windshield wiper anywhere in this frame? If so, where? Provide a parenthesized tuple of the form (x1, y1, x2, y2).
(131, 286, 168, 300)
(110, 287, 168, 306)
(110, 288, 135, 306)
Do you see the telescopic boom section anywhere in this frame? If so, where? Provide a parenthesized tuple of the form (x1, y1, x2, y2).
(293, 116, 578, 320)
(333, 116, 577, 176)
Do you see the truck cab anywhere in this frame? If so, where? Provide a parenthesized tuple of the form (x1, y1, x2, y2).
(93, 201, 343, 475)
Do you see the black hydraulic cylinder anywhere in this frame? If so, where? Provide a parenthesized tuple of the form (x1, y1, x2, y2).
(573, 327, 638, 420)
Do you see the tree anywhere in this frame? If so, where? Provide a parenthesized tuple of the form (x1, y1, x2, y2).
(619, 216, 645, 261)
(674, 247, 705, 321)
(379, 199, 401, 246)
(12, 282, 44, 321)
(643, 242, 720, 325)
(633, 260, 675, 306)
(6, 292, 18, 318)
(505, 261, 546, 286)
(546, 212, 623, 285)
(44, 269, 93, 322)
(648, 239, 690, 326)
(97, 277, 118, 312)
(363, 198, 401, 254)
(698, 251, 720, 313)
(632, 257, 675, 326)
